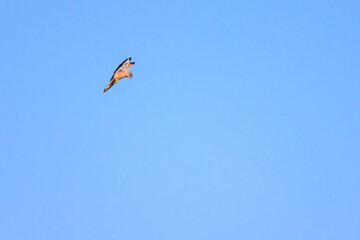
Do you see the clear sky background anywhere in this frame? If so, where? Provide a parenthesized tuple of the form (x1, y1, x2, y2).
(1, 0, 360, 239)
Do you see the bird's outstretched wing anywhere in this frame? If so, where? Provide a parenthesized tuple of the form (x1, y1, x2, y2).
(114, 57, 131, 73)
(103, 78, 115, 93)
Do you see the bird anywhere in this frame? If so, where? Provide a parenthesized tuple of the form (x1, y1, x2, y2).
(103, 57, 135, 93)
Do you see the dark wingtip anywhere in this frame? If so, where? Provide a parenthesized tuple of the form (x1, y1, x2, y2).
(130, 62, 135, 65)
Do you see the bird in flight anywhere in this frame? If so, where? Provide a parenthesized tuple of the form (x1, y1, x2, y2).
(103, 57, 135, 93)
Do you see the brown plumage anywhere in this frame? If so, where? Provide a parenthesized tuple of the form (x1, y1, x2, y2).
(103, 57, 135, 93)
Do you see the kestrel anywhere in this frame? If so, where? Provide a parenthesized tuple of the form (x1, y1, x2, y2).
(103, 57, 135, 93)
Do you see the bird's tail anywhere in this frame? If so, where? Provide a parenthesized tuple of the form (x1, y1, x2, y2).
(103, 79, 115, 93)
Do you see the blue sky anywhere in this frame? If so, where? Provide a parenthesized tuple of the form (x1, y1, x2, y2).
(1, 0, 360, 239)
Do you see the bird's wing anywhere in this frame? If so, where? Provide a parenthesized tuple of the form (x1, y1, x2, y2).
(128, 62, 135, 68)
(114, 57, 131, 73)
(103, 77, 115, 93)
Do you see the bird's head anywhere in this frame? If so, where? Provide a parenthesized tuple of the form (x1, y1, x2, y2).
(128, 71, 133, 78)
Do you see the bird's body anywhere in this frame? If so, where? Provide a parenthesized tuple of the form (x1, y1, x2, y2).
(113, 69, 131, 83)
(103, 57, 135, 93)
